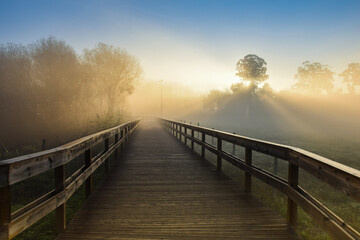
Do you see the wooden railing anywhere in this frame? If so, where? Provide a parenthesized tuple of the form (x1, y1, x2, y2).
(0, 119, 141, 240)
(162, 119, 360, 240)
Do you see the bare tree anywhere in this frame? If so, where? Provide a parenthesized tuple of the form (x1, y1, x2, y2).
(83, 43, 142, 119)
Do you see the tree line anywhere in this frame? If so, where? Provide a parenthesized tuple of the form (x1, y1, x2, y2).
(0, 37, 142, 153)
(204, 54, 360, 111)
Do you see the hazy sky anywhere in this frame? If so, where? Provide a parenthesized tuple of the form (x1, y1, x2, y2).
(1, 0, 360, 92)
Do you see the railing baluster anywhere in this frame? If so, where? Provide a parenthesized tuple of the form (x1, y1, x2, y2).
(191, 129, 194, 151)
(120, 129, 124, 151)
(197, 122, 200, 138)
(0, 177, 10, 240)
(201, 132, 205, 159)
(232, 132, 236, 155)
(184, 126, 187, 145)
(287, 163, 298, 226)
(217, 138, 222, 173)
(105, 138, 110, 173)
(177, 125, 180, 139)
(244, 148, 252, 192)
(55, 165, 66, 233)
(115, 133, 119, 161)
(85, 148, 92, 198)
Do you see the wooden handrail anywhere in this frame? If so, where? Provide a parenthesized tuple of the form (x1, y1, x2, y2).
(161, 118, 360, 240)
(0, 119, 141, 240)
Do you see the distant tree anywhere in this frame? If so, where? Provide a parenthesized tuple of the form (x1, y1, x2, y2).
(31, 37, 84, 109)
(203, 90, 229, 111)
(340, 63, 360, 94)
(236, 54, 269, 85)
(83, 43, 142, 119)
(0, 43, 32, 107)
(293, 61, 334, 94)
(30, 37, 87, 137)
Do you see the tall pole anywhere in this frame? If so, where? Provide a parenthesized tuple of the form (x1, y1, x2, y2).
(161, 82, 162, 118)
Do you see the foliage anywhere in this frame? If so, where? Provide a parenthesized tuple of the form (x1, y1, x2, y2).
(83, 43, 142, 116)
(235, 54, 269, 85)
(340, 63, 360, 94)
(0, 37, 141, 152)
(293, 61, 335, 94)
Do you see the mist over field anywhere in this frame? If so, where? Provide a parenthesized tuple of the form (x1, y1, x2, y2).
(1, 1, 360, 240)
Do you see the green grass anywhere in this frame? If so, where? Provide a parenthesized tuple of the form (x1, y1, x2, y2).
(11, 144, 110, 240)
(191, 136, 360, 240)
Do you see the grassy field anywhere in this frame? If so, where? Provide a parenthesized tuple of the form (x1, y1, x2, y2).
(186, 129, 360, 240)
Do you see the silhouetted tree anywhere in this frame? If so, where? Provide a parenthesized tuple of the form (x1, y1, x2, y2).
(83, 43, 142, 121)
(236, 54, 269, 86)
(293, 61, 334, 94)
(340, 63, 360, 94)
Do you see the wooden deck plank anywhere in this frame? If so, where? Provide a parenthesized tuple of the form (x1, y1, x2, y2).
(56, 119, 300, 240)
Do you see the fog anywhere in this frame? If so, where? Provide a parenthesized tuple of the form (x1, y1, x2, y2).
(0, 37, 141, 153)
(183, 85, 360, 147)
(128, 80, 203, 119)
(1, 37, 359, 161)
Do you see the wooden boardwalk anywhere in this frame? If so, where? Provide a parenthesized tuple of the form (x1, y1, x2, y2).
(56, 119, 300, 240)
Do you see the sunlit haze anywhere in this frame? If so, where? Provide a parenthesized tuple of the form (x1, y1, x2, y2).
(1, 0, 359, 92)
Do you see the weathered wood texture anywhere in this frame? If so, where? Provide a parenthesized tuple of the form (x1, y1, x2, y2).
(57, 119, 299, 240)
(163, 119, 360, 240)
(0, 119, 141, 240)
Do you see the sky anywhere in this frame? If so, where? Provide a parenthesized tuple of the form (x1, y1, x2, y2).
(1, 0, 360, 92)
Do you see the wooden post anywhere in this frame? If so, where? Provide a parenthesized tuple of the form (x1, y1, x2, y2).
(55, 165, 66, 233)
(191, 129, 194, 151)
(244, 148, 252, 192)
(180, 126, 183, 142)
(115, 133, 119, 161)
(120, 130, 124, 151)
(0, 184, 11, 240)
(217, 138, 222, 173)
(287, 163, 298, 227)
(232, 133, 236, 155)
(201, 132, 205, 159)
(184, 127, 187, 145)
(104, 138, 110, 173)
(85, 149, 92, 198)
(211, 130, 214, 145)
(197, 123, 199, 138)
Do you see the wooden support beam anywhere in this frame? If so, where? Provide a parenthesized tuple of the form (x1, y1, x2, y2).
(55, 165, 66, 233)
(244, 148, 252, 192)
(85, 149, 92, 198)
(287, 162, 298, 227)
(217, 138, 222, 173)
